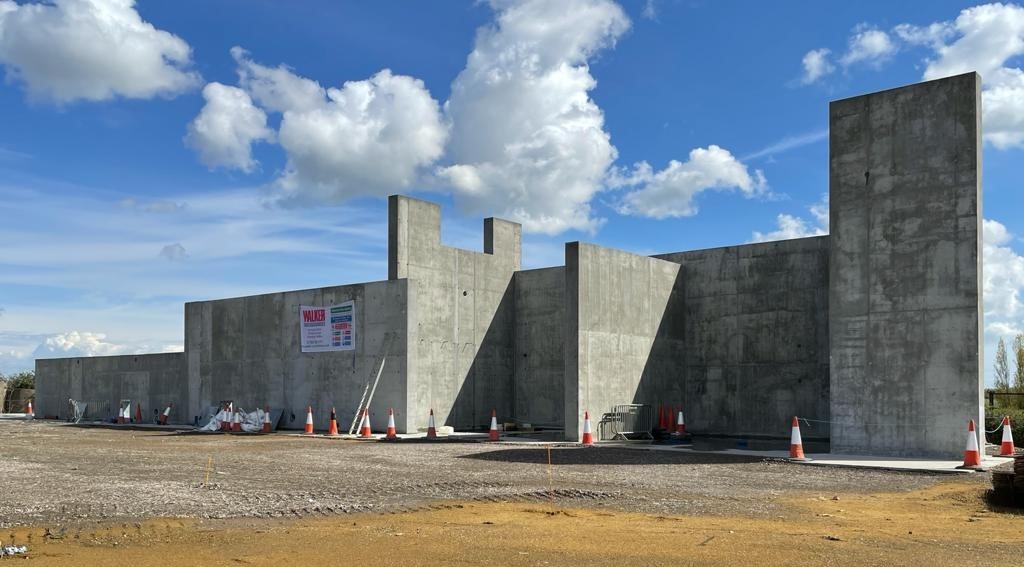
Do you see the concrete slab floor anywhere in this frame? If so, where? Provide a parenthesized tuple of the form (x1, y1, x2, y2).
(606, 441, 1007, 474)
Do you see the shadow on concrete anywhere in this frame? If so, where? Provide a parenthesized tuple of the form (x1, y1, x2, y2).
(628, 267, 686, 436)
(458, 446, 764, 465)
(65, 423, 192, 433)
(627, 251, 831, 444)
(448, 282, 516, 431)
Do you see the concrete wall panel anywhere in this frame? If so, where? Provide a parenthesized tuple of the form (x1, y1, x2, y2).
(829, 72, 983, 457)
(656, 237, 831, 440)
(389, 195, 520, 431)
(35, 353, 186, 423)
(184, 279, 409, 431)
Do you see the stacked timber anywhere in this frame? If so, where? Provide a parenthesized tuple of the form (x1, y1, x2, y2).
(1015, 456, 1024, 502)
(990, 456, 1024, 506)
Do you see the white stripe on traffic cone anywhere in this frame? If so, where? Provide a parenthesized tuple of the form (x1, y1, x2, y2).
(304, 406, 314, 434)
(426, 409, 437, 440)
(386, 408, 398, 440)
(789, 416, 807, 461)
(1001, 416, 1015, 456)
(488, 409, 499, 442)
(581, 411, 594, 446)
(961, 419, 982, 469)
(359, 409, 372, 438)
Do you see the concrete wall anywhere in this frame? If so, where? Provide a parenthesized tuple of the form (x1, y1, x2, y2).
(389, 195, 521, 430)
(564, 242, 682, 441)
(656, 236, 831, 441)
(513, 267, 565, 428)
(184, 279, 410, 432)
(35, 353, 186, 422)
(829, 72, 983, 457)
(562, 237, 830, 442)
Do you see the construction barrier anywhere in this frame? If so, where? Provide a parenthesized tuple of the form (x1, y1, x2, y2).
(598, 404, 654, 441)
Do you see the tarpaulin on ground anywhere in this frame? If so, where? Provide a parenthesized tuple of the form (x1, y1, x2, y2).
(197, 407, 273, 432)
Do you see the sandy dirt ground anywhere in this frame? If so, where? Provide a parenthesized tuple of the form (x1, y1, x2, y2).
(2, 420, 1021, 565)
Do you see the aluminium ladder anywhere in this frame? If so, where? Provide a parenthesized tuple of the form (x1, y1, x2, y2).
(348, 331, 398, 435)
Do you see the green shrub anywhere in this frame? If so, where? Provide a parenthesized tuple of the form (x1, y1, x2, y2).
(5, 371, 34, 390)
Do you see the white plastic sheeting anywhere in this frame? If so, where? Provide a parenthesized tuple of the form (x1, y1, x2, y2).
(197, 407, 268, 432)
(0, 544, 28, 557)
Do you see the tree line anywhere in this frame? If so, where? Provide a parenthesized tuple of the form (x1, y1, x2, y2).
(0, 370, 35, 390)
(994, 336, 1024, 391)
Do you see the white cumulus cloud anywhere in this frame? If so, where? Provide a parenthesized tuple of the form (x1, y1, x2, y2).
(801, 48, 835, 84)
(229, 48, 447, 203)
(813, 4, 1024, 149)
(438, 0, 631, 234)
(184, 0, 765, 235)
(981, 217, 1024, 384)
(612, 145, 767, 219)
(185, 82, 272, 172)
(983, 218, 1024, 323)
(893, 21, 956, 49)
(750, 195, 829, 243)
(912, 3, 1024, 149)
(840, 26, 897, 67)
(31, 331, 130, 359)
(0, 0, 199, 103)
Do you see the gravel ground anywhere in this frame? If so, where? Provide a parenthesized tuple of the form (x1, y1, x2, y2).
(0, 420, 980, 528)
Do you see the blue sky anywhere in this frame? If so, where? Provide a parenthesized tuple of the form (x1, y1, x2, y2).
(1, 0, 1023, 384)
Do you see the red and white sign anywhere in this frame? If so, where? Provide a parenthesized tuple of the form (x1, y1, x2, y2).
(300, 301, 355, 352)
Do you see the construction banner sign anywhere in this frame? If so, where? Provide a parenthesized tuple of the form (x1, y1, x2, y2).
(300, 301, 355, 352)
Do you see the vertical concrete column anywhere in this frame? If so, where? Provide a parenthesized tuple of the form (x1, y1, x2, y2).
(484, 217, 523, 268)
(828, 73, 982, 457)
(184, 300, 211, 421)
(387, 194, 521, 432)
(563, 242, 582, 441)
(388, 195, 442, 280)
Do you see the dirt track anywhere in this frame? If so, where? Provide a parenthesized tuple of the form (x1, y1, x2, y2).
(2, 420, 1022, 566)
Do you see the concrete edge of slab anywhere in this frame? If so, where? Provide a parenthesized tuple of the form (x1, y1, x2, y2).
(606, 441, 1002, 474)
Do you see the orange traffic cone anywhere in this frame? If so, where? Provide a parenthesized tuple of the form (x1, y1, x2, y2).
(26, 400, 34, 417)
(386, 408, 398, 440)
(160, 403, 172, 425)
(961, 419, 982, 468)
(328, 407, 340, 436)
(488, 409, 499, 441)
(789, 416, 807, 461)
(262, 405, 272, 433)
(675, 410, 686, 435)
(232, 409, 242, 432)
(359, 408, 373, 438)
(581, 411, 595, 446)
(426, 409, 438, 440)
(221, 403, 232, 431)
(1000, 416, 1015, 456)
(304, 406, 314, 434)
(135, 402, 142, 424)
